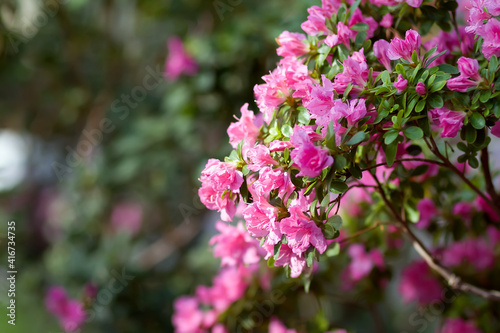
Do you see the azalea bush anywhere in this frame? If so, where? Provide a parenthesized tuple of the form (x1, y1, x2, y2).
(173, 0, 500, 332)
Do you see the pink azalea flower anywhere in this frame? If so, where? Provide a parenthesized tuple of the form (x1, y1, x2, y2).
(242, 200, 280, 241)
(416, 198, 438, 228)
(252, 166, 294, 199)
(280, 204, 327, 255)
(212, 324, 228, 333)
(227, 103, 260, 149)
(440, 318, 482, 333)
(491, 121, 500, 138)
(387, 30, 421, 62)
(346, 244, 385, 281)
(442, 237, 495, 271)
(45, 287, 86, 333)
(332, 50, 369, 94)
(276, 31, 309, 57)
(290, 128, 333, 177)
(476, 195, 500, 222)
(394, 74, 408, 92)
(465, 0, 492, 33)
(268, 317, 297, 333)
(272, 243, 307, 277)
(199, 159, 243, 222)
(452, 202, 474, 223)
(447, 75, 479, 92)
(373, 40, 392, 71)
(477, 18, 500, 60)
(399, 261, 442, 305)
(110, 201, 142, 236)
(164, 36, 198, 81)
(348, 8, 379, 40)
(404, 0, 423, 7)
(429, 107, 465, 138)
(301, 6, 329, 36)
(246, 145, 279, 172)
(209, 221, 263, 267)
(415, 82, 426, 95)
(380, 13, 393, 28)
(172, 296, 205, 333)
(457, 57, 481, 80)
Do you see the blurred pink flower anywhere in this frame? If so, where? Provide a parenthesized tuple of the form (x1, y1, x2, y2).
(399, 261, 442, 305)
(346, 244, 385, 281)
(441, 237, 495, 271)
(477, 18, 500, 60)
(440, 318, 482, 333)
(45, 286, 86, 333)
(111, 201, 142, 236)
(416, 198, 438, 229)
(429, 107, 465, 138)
(269, 317, 297, 333)
(164, 36, 198, 81)
(209, 221, 263, 267)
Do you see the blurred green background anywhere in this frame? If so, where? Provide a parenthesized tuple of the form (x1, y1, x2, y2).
(0, 0, 313, 332)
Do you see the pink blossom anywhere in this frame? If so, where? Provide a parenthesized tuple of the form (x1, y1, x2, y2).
(210, 221, 263, 267)
(441, 318, 482, 333)
(487, 225, 500, 245)
(404, 0, 423, 7)
(476, 195, 500, 222)
(465, 0, 492, 33)
(272, 243, 307, 277)
(417, 198, 438, 228)
(394, 74, 408, 92)
(269, 140, 294, 151)
(348, 8, 378, 40)
(277, 31, 309, 57)
(246, 145, 279, 172)
(227, 103, 260, 149)
(333, 50, 369, 94)
(442, 237, 495, 271)
(399, 261, 442, 304)
(253, 166, 294, 199)
(485, 0, 500, 15)
(447, 75, 479, 92)
(212, 324, 228, 333)
(457, 57, 481, 80)
(199, 159, 243, 221)
(269, 317, 297, 333)
(452, 202, 474, 223)
(346, 244, 385, 281)
(242, 200, 280, 241)
(477, 18, 500, 60)
(172, 296, 205, 333)
(110, 201, 142, 236)
(45, 287, 86, 333)
(290, 128, 333, 177)
(280, 204, 327, 255)
(165, 36, 198, 81)
(415, 82, 426, 95)
(387, 29, 421, 62)
(373, 40, 392, 71)
(380, 13, 393, 28)
(429, 107, 465, 138)
(301, 6, 329, 36)
(491, 121, 500, 137)
(201, 159, 243, 193)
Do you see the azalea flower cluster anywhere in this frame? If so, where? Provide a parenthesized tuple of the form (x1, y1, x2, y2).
(177, 0, 500, 331)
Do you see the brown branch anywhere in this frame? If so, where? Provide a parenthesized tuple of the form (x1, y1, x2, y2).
(481, 147, 499, 202)
(361, 158, 446, 172)
(339, 222, 383, 245)
(370, 171, 500, 301)
(424, 136, 500, 217)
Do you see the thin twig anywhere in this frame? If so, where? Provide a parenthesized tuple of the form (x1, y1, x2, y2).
(370, 171, 500, 301)
(481, 147, 499, 202)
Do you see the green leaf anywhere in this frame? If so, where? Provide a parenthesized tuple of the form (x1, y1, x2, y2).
(349, 165, 362, 179)
(406, 144, 422, 156)
(298, 107, 311, 125)
(350, 22, 369, 31)
(427, 94, 444, 109)
(333, 155, 347, 170)
(415, 99, 426, 113)
(403, 126, 424, 140)
(330, 181, 349, 193)
(468, 156, 479, 168)
(267, 257, 275, 267)
(384, 130, 399, 145)
(383, 141, 398, 167)
(355, 31, 367, 48)
(274, 243, 281, 258)
(306, 249, 315, 267)
(465, 125, 477, 144)
(326, 242, 341, 257)
(282, 124, 293, 137)
(327, 215, 343, 229)
(437, 64, 459, 74)
(346, 131, 367, 145)
(470, 112, 485, 129)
